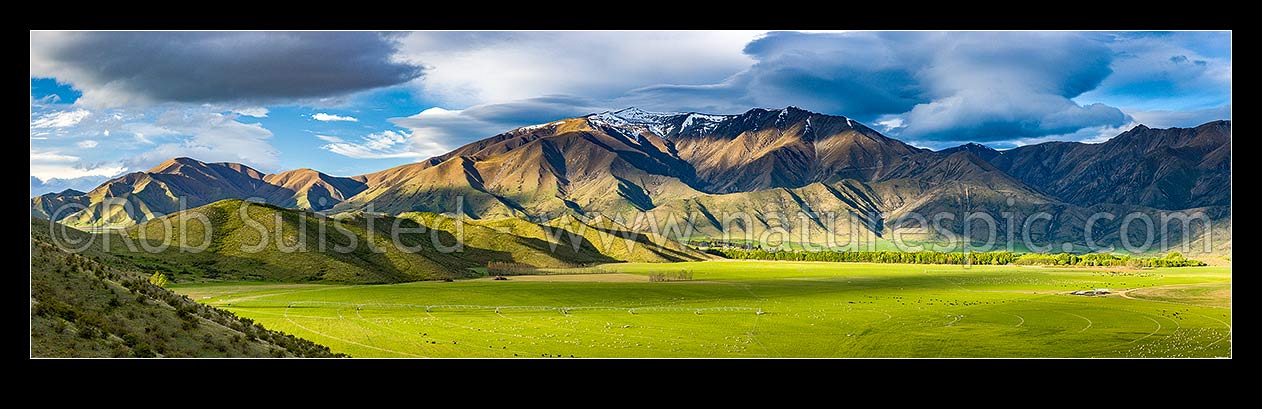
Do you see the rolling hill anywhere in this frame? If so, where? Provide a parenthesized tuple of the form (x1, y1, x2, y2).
(31, 218, 342, 357)
(83, 199, 708, 283)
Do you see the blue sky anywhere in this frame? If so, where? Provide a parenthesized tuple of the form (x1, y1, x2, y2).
(30, 31, 1231, 195)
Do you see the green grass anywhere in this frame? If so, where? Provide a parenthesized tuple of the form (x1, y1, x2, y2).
(686, 237, 1046, 253)
(30, 236, 342, 357)
(172, 261, 1231, 358)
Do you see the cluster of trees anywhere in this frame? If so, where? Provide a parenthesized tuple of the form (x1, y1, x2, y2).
(648, 270, 694, 282)
(148, 272, 169, 287)
(1013, 252, 1205, 267)
(716, 248, 1205, 268)
(486, 261, 611, 276)
(716, 249, 1019, 265)
(688, 239, 758, 249)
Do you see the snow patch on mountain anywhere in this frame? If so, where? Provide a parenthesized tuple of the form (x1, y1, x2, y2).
(514, 120, 567, 133)
(679, 113, 730, 134)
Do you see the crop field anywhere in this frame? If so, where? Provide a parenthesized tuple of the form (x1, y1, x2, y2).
(173, 261, 1231, 358)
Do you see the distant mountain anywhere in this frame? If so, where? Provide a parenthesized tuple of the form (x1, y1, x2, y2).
(40, 158, 372, 227)
(982, 121, 1231, 210)
(937, 142, 1002, 162)
(31, 175, 111, 197)
(31, 189, 89, 220)
(255, 168, 367, 211)
(54, 158, 269, 227)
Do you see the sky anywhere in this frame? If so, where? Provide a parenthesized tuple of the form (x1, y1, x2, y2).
(30, 31, 1231, 195)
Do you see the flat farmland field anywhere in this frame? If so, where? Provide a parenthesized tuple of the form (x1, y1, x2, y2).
(173, 261, 1231, 358)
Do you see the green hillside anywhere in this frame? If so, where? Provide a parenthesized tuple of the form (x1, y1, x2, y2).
(76, 199, 709, 284)
(106, 199, 479, 283)
(30, 222, 342, 357)
(403, 212, 709, 266)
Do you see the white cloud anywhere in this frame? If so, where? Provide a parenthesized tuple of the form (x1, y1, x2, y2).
(313, 112, 358, 122)
(382, 97, 609, 152)
(35, 94, 61, 105)
(233, 107, 269, 117)
(30, 149, 126, 180)
(31, 109, 90, 128)
(321, 129, 445, 159)
(27, 104, 282, 171)
(397, 31, 761, 107)
(1125, 105, 1231, 129)
(1078, 33, 1231, 111)
(875, 116, 905, 132)
(1008, 122, 1141, 148)
(29, 164, 129, 182)
(314, 135, 344, 143)
(126, 112, 279, 170)
(31, 151, 81, 162)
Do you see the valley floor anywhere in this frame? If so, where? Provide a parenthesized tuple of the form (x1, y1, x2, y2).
(173, 261, 1232, 358)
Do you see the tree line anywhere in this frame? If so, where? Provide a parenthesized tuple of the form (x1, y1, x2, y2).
(714, 249, 1205, 267)
(486, 261, 610, 276)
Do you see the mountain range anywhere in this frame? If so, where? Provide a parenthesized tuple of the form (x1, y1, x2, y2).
(33, 107, 1231, 255)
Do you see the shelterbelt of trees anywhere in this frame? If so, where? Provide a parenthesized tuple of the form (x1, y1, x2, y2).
(711, 249, 1206, 268)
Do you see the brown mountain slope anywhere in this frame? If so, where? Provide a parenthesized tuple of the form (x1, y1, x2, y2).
(983, 120, 1231, 210)
(332, 107, 927, 218)
(667, 107, 924, 193)
(60, 158, 269, 227)
(255, 168, 367, 211)
(31, 189, 89, 221)
(333, 117, 704, 218)
(639, 149, 1055, 247)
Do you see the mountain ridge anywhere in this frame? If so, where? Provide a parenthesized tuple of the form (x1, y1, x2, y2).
(32, 107, 1231, 255)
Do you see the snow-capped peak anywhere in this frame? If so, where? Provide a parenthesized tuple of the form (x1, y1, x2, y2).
(607, 107, 682, 124)
(588, 107, 683, 137)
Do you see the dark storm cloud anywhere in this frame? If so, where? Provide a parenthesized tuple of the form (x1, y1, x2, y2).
(31, 32, 421, 105)
(620, 31, 1132, 143)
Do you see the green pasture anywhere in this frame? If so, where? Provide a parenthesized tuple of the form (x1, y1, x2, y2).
(173, 261, 1231, 358)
